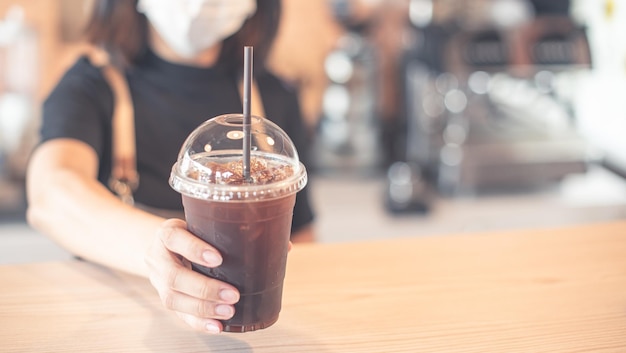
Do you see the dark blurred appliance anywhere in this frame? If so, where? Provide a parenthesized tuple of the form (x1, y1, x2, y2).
(311, 0, 384, 176)
(392, 0, 592, 198)
(384, 160, 431, 214)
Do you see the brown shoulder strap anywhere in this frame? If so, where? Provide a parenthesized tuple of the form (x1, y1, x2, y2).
(86, 47, 138, 205)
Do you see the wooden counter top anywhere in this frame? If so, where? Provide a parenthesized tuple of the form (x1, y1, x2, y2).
(1, 221, 625, 352)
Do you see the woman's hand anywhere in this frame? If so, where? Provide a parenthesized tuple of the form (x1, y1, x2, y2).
(145, 218, 239, 334)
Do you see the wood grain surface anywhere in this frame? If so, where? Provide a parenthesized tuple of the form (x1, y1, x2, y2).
(1, 221, 625, 352)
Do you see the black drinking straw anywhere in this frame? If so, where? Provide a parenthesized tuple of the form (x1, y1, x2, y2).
(243, 46, 253, 182)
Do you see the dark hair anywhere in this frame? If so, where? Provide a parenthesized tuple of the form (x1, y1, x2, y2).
(85, 0, 281, 71)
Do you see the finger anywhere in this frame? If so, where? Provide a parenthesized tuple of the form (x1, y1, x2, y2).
(152, 263, 239, 304)
(145, 225, 191, 280)
(159, 287, 235, 320)
(176, 312, 224, 334)
(158, 218, 222, 267)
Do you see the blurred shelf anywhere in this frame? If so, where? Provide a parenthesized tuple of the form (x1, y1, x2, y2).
(2, 165, 625, 265)
(310, 164, 626, 243)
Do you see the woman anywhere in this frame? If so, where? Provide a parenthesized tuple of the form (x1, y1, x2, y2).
(26, 0, 315, 334)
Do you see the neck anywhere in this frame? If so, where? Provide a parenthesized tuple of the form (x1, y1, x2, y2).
(148, 25, 221, 67)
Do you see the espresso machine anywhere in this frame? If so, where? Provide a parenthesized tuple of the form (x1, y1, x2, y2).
(311, 0, 384, 176)
(390, 0, 592, 204)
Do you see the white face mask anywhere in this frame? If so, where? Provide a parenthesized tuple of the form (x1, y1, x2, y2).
(137, 0, 257, 58)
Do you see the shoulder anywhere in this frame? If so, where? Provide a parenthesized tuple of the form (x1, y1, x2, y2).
(40, 55, 117, 156)
(66, 55, 104, 76)
(47, 56, 111, 102)
(44, 55, 114, 116)
(59, 56, 107, 85)
(42, 55, 115, 130)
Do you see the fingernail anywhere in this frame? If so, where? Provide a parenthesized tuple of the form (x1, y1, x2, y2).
(202, 251, 222, 267)
(206, 323, 220, 334)
(219, 289, 239, 303)
(215, 304, 233, 318)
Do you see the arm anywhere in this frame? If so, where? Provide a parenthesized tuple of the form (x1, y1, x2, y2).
(27, 139, 160, 276)
(26, 138, 238, 333)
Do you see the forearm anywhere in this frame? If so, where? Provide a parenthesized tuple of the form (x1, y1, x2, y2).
(28, 168, 163, 277)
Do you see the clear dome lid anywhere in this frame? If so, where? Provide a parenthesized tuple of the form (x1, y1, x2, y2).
(169, 114, 307, 202)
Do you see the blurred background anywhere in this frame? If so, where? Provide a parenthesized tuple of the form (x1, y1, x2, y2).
(1, 0, 626, 262)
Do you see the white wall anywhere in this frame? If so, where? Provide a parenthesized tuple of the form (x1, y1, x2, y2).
(572, 0, 626, 169)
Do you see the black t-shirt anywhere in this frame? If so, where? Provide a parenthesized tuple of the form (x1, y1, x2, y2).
(41, 50, 314, 233)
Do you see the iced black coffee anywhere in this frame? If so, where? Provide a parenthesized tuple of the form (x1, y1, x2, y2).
(170, 114, 307, 332)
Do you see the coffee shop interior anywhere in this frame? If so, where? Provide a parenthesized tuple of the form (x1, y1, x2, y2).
(0, 0, 625, 263)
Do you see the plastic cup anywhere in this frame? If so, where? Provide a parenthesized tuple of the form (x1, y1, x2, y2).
(169, 113, 307, 332)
